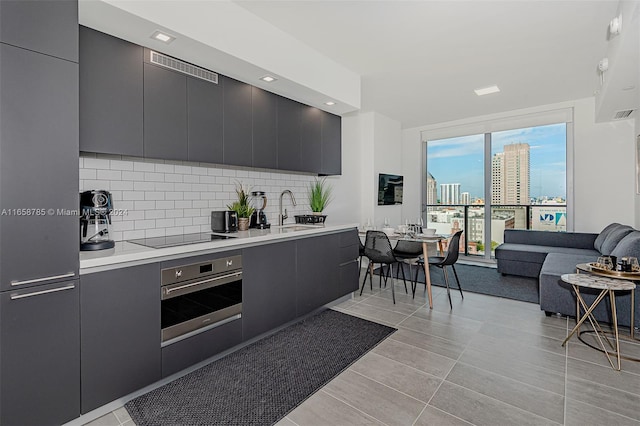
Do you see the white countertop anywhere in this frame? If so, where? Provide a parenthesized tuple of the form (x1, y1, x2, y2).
(80, 223, 358, 274)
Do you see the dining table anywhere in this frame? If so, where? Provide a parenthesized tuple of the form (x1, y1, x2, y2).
(359, 230, 447, 309)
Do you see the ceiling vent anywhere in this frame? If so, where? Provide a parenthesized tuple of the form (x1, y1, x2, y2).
(612, 109, 635, 120)
(150, 51, 218, 84)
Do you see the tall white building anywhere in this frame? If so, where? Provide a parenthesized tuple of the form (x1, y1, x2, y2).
(491, 143, 530, 205)
(460, 192, 470, 205)
(426, 172, 438, 209)
(440, 183, 461, 205)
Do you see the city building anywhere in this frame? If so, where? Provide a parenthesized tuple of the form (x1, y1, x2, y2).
(440, 183, 461, 205)
(426, 172, 438, 210)
(460, 192, 470, 205)
(491, 143, 530, 205)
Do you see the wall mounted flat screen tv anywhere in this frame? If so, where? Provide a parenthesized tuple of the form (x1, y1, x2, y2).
(378, 173, 403, 205)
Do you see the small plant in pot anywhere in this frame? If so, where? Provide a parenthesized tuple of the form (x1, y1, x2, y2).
(308, 177, 332, 217)
(227, 182, 255, 231)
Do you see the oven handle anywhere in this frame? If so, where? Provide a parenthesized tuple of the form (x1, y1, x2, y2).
(162, 271, 242, 299)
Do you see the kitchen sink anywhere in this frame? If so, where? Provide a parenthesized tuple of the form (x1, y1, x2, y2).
(273, 224, 324, 233)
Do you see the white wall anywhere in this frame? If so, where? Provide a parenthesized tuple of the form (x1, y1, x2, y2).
(402, 97, 637, 234)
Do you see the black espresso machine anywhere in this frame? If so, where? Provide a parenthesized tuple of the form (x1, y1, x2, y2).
(80, 190, 115, 251)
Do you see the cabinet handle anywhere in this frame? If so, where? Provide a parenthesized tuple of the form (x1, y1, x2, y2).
(11, 272, 75, 287)
(11, 284, 75, 300)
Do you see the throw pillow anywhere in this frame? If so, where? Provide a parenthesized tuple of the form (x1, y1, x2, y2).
(594, 223, 623, 252)
(611, 231, 640, 259)
(599, 225, 634, 255)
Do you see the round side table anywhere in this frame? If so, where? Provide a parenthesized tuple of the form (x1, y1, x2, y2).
(561, 273, 635, 371)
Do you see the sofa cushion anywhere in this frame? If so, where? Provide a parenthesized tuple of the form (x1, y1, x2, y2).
(594, 223, 622, 252)
(595, 224, 634, 254)
(611, 231, 640, 259)
(495, 243, 599, 263)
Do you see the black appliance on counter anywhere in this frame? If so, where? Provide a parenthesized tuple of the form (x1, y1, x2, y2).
(128, 232, 236, 249)
(80, 190, 115, 251)
(250, 191, 270, 229)
(211, 210, 238, 233)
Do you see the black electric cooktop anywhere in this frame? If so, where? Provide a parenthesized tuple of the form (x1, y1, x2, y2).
(128, 232, 236, 249)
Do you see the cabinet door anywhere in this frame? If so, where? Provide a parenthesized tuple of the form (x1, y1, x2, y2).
(80, 264, 161, 413)
(0, 44, 78, 291)
(223, 76, 253, 167)
(277, 96, 301, 171)
(80, 27, 144, 156)
(338, 230, 359, 297)
(251, 87, 278, 169)
(143, 63, 188, 161)
(242, 241, 297, 340)
(0, 280, 80, 425)
(0, 0, 78, 62)
(321, 112, 342, 175)
(187, 76, 223, 163)
(296, 234, 340, 316)
(300, 105, 322, 173)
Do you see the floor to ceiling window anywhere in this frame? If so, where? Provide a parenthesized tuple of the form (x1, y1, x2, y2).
(424, 122, 567, 260)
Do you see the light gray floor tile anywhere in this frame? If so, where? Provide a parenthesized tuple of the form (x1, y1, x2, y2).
(457, 347, 566, 395)
(566, 376, 640, 421)
(410, 306, 484, 332)
(430, 381, 560, 426)
(445, 363, 564, 423)
(567, 356, 640, 396)
(372, 338, 456, 378)
(113, 407, 132, 424)
(398, 315, 477, 344)
(389, 327, 467, 360)
(350, 351, 442, 402)
(564, 398, 640, 426)
(287, 390, 384, 425)
(359, 293, 424, 316)
(414, 405, 474, 426)
(83, 412, 121, 426)
(273, 417, 298, 426)
(476, 322, 567, 355)
(343, 302, 409, 326)
(566, 336, 640, 375)
(322, 370, 426, 425)
(467, 333, 567, 374)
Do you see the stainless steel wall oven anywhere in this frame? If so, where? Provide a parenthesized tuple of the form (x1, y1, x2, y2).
(161, 255, 242, 345)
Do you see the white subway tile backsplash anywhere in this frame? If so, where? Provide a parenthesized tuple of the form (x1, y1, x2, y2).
(80, 153, 317, 241)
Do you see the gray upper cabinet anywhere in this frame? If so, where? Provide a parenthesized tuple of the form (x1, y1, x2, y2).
(80, 264, 161, 414)
(144, 62, 188, 161)
(0, 280, 80, 425)
(187, 76, 224, 163)
(0, 0, 78, 62)
(300, 105, 323, 173)
(251, 87, 278, 169)
(79, 26, 143, 156)
(223, 76, 253, 167)
(321, 112, 342, 175)
(0, 44, 79, 291)
(277, 96, 302, 171)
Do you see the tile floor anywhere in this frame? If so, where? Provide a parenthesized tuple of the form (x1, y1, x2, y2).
(85, 271, 640, 426)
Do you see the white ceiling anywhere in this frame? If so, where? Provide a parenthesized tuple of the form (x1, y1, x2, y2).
(234, 0, 624, 128)
(81, 1, 636, 129)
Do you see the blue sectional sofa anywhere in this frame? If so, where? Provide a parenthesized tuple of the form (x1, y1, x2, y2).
(495, 223, 640, 328)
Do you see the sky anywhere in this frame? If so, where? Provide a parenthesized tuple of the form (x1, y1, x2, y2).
(426, 123, 567, 200)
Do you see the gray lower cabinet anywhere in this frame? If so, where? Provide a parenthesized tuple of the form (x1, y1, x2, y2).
(321, 112, 342, 175)
(251, 87, 278, 169)
(300, 105, 323, 173)
(80, 26, 144, 156)
(187, 76, 224, 163)
(80, 264, 161, 413)
(337, 230, 359, 298)
(143, 62, 188, 161)
(223, 76, 253, 167)
(296, 233, 341, 316)
(277, 96, 302, 171)
(0, 43, 79, 291)
(0, 280, 80, 425)
(0, 0, 78, 62)
(242, 241, 297, 341)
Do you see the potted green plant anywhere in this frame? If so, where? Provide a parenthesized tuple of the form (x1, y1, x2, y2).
(227, 182, 255, 231)
(308, 177, 332, 216)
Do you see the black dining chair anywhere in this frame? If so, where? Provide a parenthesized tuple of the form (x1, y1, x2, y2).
(393, 239, 424, 282)
(360, 230, 408, 303)
(413, 230, 464, 308)
(358, 238, 366, 277)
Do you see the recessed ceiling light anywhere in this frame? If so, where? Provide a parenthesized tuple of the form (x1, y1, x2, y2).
(325, 101, 336, 106)
(474, 85, 500, 96)
(260, 75, 277, 83)
(151, 31, 175, 44)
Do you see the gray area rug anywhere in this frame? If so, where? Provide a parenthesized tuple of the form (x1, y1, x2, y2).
(125, 309, 395, 426)
(375, 263, 539, 303)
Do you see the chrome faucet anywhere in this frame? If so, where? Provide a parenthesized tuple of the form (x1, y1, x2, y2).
(278, 190, 297, 226)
